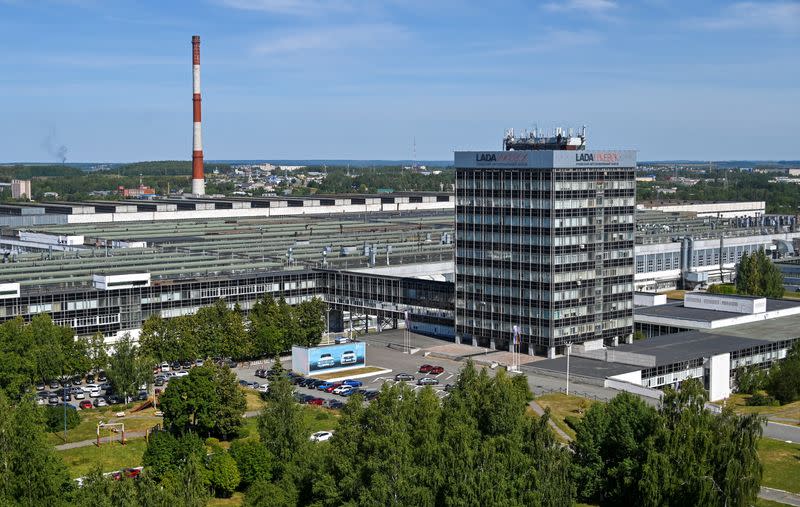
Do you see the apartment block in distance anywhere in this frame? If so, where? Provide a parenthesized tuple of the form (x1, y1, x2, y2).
(454, 128, 636, 358)
(11, 179, 31, 200)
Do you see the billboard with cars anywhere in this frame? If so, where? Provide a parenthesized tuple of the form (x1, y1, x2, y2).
(291, 341, 366, 375)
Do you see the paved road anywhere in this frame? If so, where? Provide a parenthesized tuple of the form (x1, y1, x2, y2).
(760, 487, 800, 506)
(763, 420, 800, 443)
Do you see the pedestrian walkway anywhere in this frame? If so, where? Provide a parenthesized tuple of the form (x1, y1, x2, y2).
(529, 400, 572, 442)
(759, 487, 800, 506)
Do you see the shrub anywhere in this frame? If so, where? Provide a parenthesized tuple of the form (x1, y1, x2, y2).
(745, 392, 779, 407)
(43, 405, 80, 432)
(564, 415, 581, 432)
(229, 440, 273, 488)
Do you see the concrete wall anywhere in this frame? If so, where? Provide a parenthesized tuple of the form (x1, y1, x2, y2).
(684, 292, 766, 314)
(708, 353, 731, 401)
(604, 377, 664, 399)
(608, 369, 642, 385)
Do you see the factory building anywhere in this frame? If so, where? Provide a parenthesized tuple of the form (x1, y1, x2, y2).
(454, 146, 636, 358)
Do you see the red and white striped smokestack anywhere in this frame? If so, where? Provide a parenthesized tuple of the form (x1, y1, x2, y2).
(191, 35, 205, 196)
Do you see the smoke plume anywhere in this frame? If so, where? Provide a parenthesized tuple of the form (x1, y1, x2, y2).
(43, 129, 68, 163)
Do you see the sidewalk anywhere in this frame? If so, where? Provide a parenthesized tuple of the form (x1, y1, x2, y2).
(529, 400, 572, 442)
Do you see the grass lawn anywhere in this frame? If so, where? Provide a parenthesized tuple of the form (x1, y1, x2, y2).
(660, 289, 686, 300)
(47, 404, 163, 445)
(314, 366, 387, 380)
(208, 492, 244, 506)
(759, 438, 800, 494)
(535, 393, 599, 440)
(756, 499, 790, 507)
(242, 388, 266, 412)
(724, 394, 800, 425)
(58, 439, 148, 478)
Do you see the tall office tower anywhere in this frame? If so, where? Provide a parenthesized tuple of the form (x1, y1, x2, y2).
(454, 128, 636, 358)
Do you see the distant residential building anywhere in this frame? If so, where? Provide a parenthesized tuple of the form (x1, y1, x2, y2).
(11, 179, 31, 200)
(787, 168, 800, 177)
(118, 184, 155, 198)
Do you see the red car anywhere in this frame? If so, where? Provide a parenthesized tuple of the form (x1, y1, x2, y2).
(429, 366, 445, 375)
(307, 397, 324, 406)
(79, 400, 93, 410)
(418, 364, 433, 373)
(324, 382, 342, 393)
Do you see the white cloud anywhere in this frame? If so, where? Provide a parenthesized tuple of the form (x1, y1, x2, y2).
(214, 0, 356, 16)
(254, 23, 409, 55)
(543, 0, 618, 13)
(694, 2, 800, 33)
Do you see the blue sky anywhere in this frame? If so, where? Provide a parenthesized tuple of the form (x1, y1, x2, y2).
(0, 0, 798, 162)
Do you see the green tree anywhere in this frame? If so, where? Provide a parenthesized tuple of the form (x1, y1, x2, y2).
(159, 363, 246, 438)
(142, 431, 206, 480)
(229, 439, 274, 488)
(0, 394, 71, 506)
(249, 294, 286, 357)
(194, 299, 250, 359)
(0, 317, 36, 398)
(83, 332, 109, 374)
(43, 404, 81, 432)
(766, 340, 800, 404)
(257, 368, 308, 474)
(294, 297, 326, 347)
(206, 449, 241, 498)
(735, 248, 784, 298)
(107, 334, 152, 403)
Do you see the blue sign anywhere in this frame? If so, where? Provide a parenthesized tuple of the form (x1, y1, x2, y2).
(307, 342, 366, 372)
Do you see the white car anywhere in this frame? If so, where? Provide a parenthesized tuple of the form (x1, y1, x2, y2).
(173, 370, 188, 378)
(160, 362, 170, 372)
(332, 385, 353, 395)
(86, 384, 101, 397)
(94, 397, 107, 407)
(74, 390, 86, 400)
(309, 431, 334, 442)
(257, 384, 269, 393)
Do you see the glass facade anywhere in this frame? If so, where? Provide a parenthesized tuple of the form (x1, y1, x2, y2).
(455, 158, 635, 355)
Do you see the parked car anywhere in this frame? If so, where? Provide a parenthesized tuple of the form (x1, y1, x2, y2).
(35, 383, 45, 391)
(341, 351, 357, 365)
(307, 397, 324, 406)
(238, 379, 249, 387)
(342, 379, 363, 388)
(429, 366, 445, 375)
(324, 383, 342, 393)
(332, 385, 353, 395)
(79, 400, 93, 410)
(394, 373, 415, 382)
(339, 388, 356, 397)
(227, 359, 237, 369)
(100, 382, 112, 391)
(195, 358, 204, 367)
(74, 389, 86, 400)
(418, 364, 433, 374)
(86, 374, 95, 384)
(173, 370, 188, 378)
(137, 390, 148, 401)
(48, 395, 60, 406)
(290, 376, 305, 385)
(98, 371, 107, 382)
(310, 431, 334, 442)
(160, 362, 170, 372)
(317, 354, 335, 368)
(181, 360, 192, 369)
(86, 384, 101, 397)
(36, 397, 47, 406)
(317, 382, 334, 392)
(334, 336, 351, 344)
(444, 384, 455, 392)
(255, 369, 267, 378)
(49, 380, 60, 389)
(417, 377, 439, 386)
(71, 376, 83, 386)
(257, 384, 269, 393)
(107, 394, 123, 405)
(154, 377, 165, 387)
(365, 391, 379, 401)
(93, 397, 108, 408)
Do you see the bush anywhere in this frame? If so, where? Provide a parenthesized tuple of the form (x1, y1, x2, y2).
(745, 392, 779, 407)
(735, 366, 767, 394)
(42, 405, 80, 432)
(564, 415, 581, 432)
(206, 450, 240, 498)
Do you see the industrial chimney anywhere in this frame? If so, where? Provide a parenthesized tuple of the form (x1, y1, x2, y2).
(191, 35, 205, 196)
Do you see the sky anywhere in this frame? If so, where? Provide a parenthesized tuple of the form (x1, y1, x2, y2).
(0, 0, 798, 163)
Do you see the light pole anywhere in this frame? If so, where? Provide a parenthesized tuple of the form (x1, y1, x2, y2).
(565, 342, 573, 396)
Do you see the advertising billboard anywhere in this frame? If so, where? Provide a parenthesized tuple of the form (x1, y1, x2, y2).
(291, 342, 367, 375)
